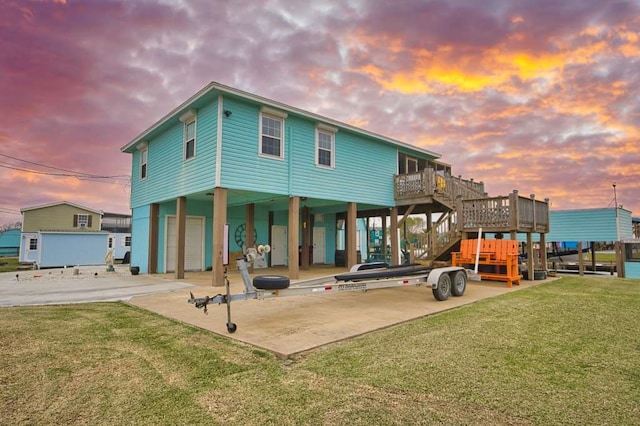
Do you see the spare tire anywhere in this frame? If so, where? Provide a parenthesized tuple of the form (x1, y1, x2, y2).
(253, 275, 290, 290)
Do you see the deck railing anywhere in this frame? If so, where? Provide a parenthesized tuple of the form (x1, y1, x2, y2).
(394, 169, 486, 204)
(458, 191, 549, 233)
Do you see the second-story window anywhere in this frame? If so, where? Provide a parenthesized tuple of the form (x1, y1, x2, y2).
(140, 147, 148, 179)
(260, 114, 283, 158)
(184, 119, 196, 160)
(316, 129, 335, 168)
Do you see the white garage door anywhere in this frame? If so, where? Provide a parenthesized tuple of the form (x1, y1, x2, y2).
(166, 216, 204, 272)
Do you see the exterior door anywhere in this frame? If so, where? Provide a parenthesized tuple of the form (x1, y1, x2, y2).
(312, 227, 326, 264)
(271, 225, 287, 266)
(166, 216, 205, 272)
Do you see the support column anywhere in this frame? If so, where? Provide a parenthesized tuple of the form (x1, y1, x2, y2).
(148, 203, 159, 274)
(578, 241, 584, 276)
(175, 196, 187, 279)
(381, 214, 387, 262)
(346, 202, 357, 268)
(288, 196, 300, 279)
(390, 207, 399, 265)
(245, 203, 255, 273)
(540, 233, 548, 272)
(301, 206, 310, 270)
(526, 232, 534, 281)
(212, 188, 227, 287)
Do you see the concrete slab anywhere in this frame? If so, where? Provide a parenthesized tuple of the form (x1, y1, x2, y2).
(129, 267, 553, 358)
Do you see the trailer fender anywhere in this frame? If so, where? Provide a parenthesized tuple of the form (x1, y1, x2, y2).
(426, 266, 466, 289)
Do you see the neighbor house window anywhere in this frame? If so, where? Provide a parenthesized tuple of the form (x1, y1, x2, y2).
(140, 147, 148, 179)
(29, 238, 37, 250)
(73, 214, 92, 228)
(316, 128, 335, 168)
(184, 119, 196, 160)
(77, 214, 89, 228)
(124, 236, 131, 247)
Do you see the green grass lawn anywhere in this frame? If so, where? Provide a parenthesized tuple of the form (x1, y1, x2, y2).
(0, 257, 20, 273)
(1, 276, 639, 425)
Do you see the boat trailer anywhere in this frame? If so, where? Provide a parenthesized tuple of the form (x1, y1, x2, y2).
(188, 246, 469, 333)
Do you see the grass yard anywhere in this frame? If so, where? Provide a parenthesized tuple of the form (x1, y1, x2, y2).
(0, 257, 20, 273)
(1, 276, 639, 425)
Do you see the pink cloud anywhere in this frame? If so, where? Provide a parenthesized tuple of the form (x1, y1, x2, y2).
(0, 0, 638, 227)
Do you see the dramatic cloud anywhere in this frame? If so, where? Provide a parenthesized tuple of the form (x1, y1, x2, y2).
(0, 0, 638, 226)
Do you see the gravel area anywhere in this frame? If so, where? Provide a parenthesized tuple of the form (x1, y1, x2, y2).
(1, 264, 133, 283)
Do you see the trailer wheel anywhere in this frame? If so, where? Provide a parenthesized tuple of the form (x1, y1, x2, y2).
(253, 275, 290, 290)
(227, 322, 237, 333)
(432, 273, 451, 301)
(450, 271, 467, 297)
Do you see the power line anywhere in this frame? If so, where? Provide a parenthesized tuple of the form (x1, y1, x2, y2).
(0, 153, 130, 180)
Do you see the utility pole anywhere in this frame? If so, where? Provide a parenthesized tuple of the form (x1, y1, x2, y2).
(613, 182, 619, 241)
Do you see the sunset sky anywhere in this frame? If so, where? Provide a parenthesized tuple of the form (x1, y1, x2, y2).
(1, 0, 638, 227)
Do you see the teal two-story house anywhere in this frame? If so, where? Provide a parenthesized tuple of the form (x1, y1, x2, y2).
(121, 82, 447, 285)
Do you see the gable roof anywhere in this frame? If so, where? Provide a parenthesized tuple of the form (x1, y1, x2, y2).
(121, 81, 441, 159)
(20, 201, 103, 215)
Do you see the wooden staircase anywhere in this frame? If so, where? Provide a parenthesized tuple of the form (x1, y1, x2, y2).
(395, 170, 550, 262)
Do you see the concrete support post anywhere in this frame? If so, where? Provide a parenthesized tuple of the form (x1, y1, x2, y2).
(212, 188, 227, 287)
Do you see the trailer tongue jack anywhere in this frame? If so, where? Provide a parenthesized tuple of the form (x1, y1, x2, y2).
(188, 246, 469, 334)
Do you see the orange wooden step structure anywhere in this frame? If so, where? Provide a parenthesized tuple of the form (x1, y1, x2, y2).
(451, 239, 521, 287)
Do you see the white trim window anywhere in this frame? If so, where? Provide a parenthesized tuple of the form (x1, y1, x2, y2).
(184, 119, 196, 160)
(77, 214, 89, 228)
(29, 238, 38, 250)
(140, 147, 148, 179)
(316, 129, 335, 168)
(260, 113, 284, 158)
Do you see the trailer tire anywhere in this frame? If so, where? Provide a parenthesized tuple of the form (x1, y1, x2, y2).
(451, 271, 467, 297)
(432, 273, 451, 301)
(253, 275, 290, 290)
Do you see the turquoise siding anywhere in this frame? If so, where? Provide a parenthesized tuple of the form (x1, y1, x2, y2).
(547, 208, 633, 242)
(130, 100, 219, 209)
(131, 206, 150, 272)
(221, 97, 290, 194)
(497, 208, 634, 242)
(625, 261, 640, 279)
(0, 229, 20, 256)
(220, 97, 400, 205)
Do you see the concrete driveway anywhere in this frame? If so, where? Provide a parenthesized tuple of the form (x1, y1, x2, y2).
(0, 265, 194, 307)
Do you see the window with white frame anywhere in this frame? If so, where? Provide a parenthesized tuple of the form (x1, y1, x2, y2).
(124, 236, 131, 247)
(316, 128, 335, 168)
(184, 119, 196, 160)
(77, 214, 89, 228)
(140, 147, 148, 179)
(260, 114, 283, 158)
(29, 238, 37, 250)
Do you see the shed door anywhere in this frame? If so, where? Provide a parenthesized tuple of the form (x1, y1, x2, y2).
(166, 216, 204, 272)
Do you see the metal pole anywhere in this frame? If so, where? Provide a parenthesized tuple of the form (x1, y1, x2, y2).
(613, 183, 620, 241)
